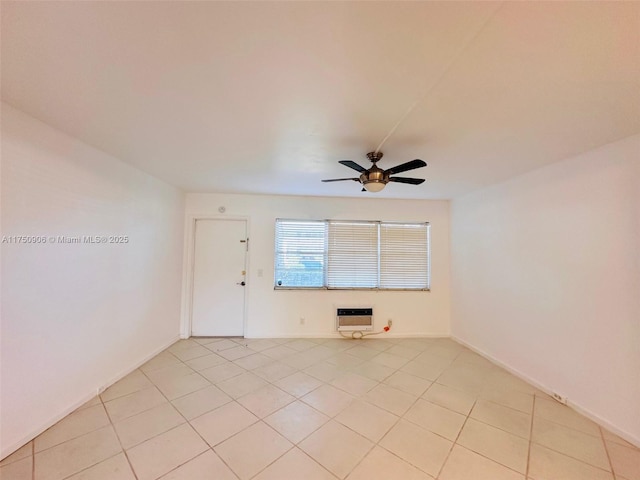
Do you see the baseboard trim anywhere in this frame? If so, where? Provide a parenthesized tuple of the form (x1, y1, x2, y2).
(0, 335, 180, 460)
(452, 335, 640, 448)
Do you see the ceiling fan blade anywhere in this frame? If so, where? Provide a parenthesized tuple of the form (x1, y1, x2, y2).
(338, 160, 367, 173)
(385, 159, 427, 175)
(388, 176, 425, 185)
(321, 177, 360, 182)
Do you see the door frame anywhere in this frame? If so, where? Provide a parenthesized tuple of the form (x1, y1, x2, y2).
(180, 214, 250, 339)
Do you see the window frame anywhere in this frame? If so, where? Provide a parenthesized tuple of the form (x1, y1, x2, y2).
(274, 218, 430, 291)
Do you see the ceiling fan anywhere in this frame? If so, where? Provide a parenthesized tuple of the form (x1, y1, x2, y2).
(322, 152, 426, 192)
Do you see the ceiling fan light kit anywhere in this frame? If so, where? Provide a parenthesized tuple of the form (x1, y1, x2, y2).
(322, 151, 426, 193)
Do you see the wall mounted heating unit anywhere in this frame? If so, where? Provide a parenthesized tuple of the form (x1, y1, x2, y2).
(336, 308, 373, 331)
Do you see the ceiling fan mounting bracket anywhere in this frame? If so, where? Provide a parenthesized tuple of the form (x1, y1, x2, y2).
(367, 151, 384, 164)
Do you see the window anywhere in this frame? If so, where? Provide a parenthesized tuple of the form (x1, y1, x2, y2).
(274, 219, 430, 290)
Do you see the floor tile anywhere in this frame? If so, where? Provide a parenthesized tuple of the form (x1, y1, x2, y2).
(607, 442, 640, 480)
(184, 353, 227, 371)
(170, 344, 212, 362)
(218, 345, 255, 361)
(437, 364, 489, 395)
(34, 426, 121, 480)
(113, 402, 185, 448)
(100, 370, 152, 402)
(532, 417, 610, 471)
(356, 339, 392, 352)
(216, 371, 269, 398)
(0, 456, 32, 480)
(153, 372, 211, 400)
(370, 351, 408, 369)
(534, 396, 601, 436)
(144, 364, 194, 383)
(254, 361, 298, 381)
(170, 384, 232, 420)
(304, 362, 345, 382)
(326, 353, 366, 369)
(234, 352, 274, 370)
(214, 422, 292, 480)
(404, 399, 466, 441)
(383, 370, 432, 396)
(190, 401, 258, 446)
(422, 383, 476, 415)
(346, 445, 433, 480)
(237, 384, 295, 418)
(602, 429, 637, 449)
(288, 339, 318, 352)
(457, 418, 529, 473)
(276, 371, 323, 397)
(379, 419, 452, 477)
(453, 351, 496, 369)
(199, 362, 245, 383)
(330, 372, 378, 396)
(265, 401, 330, 443)
(65, 453, 136, 480)
(15, 337, 633, 480)
(76, 396, 102, 411)
(349, 361, 395, 382)
(158, 450, 237, 480)
(345, 345, 381, 360)
(139, 352, 181, 374)
(479, 385, 533, 414)
(302, 384, 355, 417)
(261, 345, 298, 360)
(35, 404, 110, 452)
(385, 344, 422, 360)
(470, 400, 531, 439)
(0, 442, 32, 466)
(299, 421, 373, 479)
(126, 424, 208, 480)
(439, 445, 524, 480)
(363, 384, 417, 416)
(400, 356, 451, 381)
(253, 447, 336, 480)
(335, 400, 398, 442)
(528, 443, 613, 480)
(203, 339, 239, 352)
(103, 386, 167, 423)
(245, 339, 279, 352)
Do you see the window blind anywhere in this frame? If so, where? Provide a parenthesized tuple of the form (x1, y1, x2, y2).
(274, 220, 326, 288)
(379, 222, 430, 290)
(327, 221, 378, 289)
(274, 218, 430, 290)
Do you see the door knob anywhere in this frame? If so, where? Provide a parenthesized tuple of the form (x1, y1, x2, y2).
(237, 281, 246, 286)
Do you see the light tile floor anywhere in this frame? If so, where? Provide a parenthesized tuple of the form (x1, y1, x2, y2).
(2, 337, 639, 480)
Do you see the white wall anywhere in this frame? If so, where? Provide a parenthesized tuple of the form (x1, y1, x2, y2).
(451, 134, 640, 444)
(185, 193, 451, 338)
(0, 104, 185, 458)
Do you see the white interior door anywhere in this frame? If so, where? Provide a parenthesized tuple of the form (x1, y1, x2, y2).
(191, 219, 247, 336)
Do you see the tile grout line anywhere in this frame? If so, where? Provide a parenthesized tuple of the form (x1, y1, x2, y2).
(525, 394, 536, 480)
(137, 348, 244, 479)
(98, 393, 140, 480)
(434, 392, 476, 479)
(599, 425, 618, 480)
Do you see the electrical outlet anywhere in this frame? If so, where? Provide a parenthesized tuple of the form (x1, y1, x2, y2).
(299, 317, 305, 325)
(551, 392, 568, 405)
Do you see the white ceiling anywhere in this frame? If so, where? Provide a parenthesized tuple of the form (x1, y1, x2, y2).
(2, 1, 639, 199)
